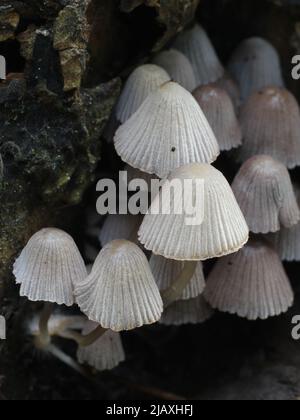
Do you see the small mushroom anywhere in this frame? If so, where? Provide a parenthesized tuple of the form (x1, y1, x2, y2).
(77, 322, 125, 372)
(152, 48, 197, 92)
(236, 87, 300, 169)
(204, 238, 294, 320)
(193, 84, 242, 151)
(215, 73, 241, 110)
(228, 37, 284, 101)
(114, 81, 220, 178)
(99, 214, 143, 247)
(138, 163, 249, 261)
(232, 155, 300, 234)
(150, 255, 205, 301)
(116, 64, 170, 124)
(160, 295, 214, 326)
(13, 228, 87, 307)
(174, 24, 224, 86)
(75, 240, 163, 331)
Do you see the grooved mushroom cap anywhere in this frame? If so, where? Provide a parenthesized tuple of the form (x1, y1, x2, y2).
(114, 81, 220, 178)
(77, 322, 125, 372)
(75, 240, 163, 331)
(99, 214, 143, 247)
(160, 295, 214, 326)
(204, 238, 294, 320)
(13, 228, 87, 306)
(228, 37, 284, 101)
(150, 255, 205, 301)
(268, 185, 300, 261)
(138, 163, 249, 261)
(232, 155, 300, 234)
(152, 49, 197, 92)
(174, 24, 224, 86)
(115, 64, 170, 123)
(235, 87, 300, 169)
(193, 84, 242, 151)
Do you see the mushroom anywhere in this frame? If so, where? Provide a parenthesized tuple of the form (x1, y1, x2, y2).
(77, 322, 125, 372)
(235, 87, 300, 169)
(215, 73, 241, 110)
(139, 163, 249, 261)
(99, 214, 143, 247)
(268, 185, 300, 261)
(125, 164, 158, 192)
(173, 24, 224, 86)
(160, 296, 214, 326)
(204, 238, 294, 320)
(115, 64, 170, 124)
(114, 81, 220, 178)
(149, 255, 205, 301)
(232, 155, 300, 234)
(193, 84, 242, 151)
(228, 37, 284, 101)
(75, 240, 163, 331)
(152, 48, 197, 92)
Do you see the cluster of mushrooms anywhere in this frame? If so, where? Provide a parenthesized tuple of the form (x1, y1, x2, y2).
(13, 24, 300, 374)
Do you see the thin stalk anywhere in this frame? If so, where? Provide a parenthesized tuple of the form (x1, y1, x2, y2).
(57, 325, 108, 347)
(46, 344, 91, 378)
(161, 261, 198, 308)
(38, 303, 54, 348)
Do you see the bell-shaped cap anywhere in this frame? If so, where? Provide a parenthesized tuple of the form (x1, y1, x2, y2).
(228, 37, 284, 101)
(236, 87, 300, 169)
(232, 156, 300, 234)
(150, 255, 205, 300)
(114, 81, 220, 178)
(99, 214, 143, 247)
(138, 163, 249, 261)
(174, 24, 224, 85)
(204, 238, 294, 320)
(116, 64, 170, 123)
(125, 164, 158, 192)
(160, 295, 214, 326)
(193, 84, 242, 151)
(77, 322, 125, 371)
(75, 240, 163, 331)
(13, 228, 87, 306)
(152, 49, 197, 92)
(268, 185, 300, 261)
(215, 73, 241, 109)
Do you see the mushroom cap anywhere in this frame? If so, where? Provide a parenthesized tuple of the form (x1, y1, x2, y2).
(236, 87, 300, 169)
(215, 73, 241, 109)
(125, 164, 158, 192)
(77, 322, 125, 372)
(193, 84, 242, 151)
(268, 185, 300, 261)
(232, 155, 300, 234)
(149, 255, 205, 300)
(116, 64, 170, 123)
(13, 228, 87, 306)
(228, 37, 284, 101)
(152, 48, 197, 92)
(75, 240, 163, 331)
(138, 163, 249, 261)
(99, 214, 143, 247)
(160, 295, 214, 326)
(114, 81, 220, 178)
(174, 24, 224, 85)
(204, 238, 294, 320)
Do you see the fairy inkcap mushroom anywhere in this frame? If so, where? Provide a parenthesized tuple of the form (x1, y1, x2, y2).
(152, 49, 197, 92)
(77, 322, 125, 372)
(75, 240, 163, 331)
(160, 295, 214, 326)
(13, 228, 87, 306)
(228, 37, 284, 101)
(115, 64, 170, 124)
(114, 82, 220, 178)
(150, 255, 205, 301)
(138, 163, 249, 261)
(193, 84, 242, 151)
(99, 214, 143, 247)
(232, 156, 300, 234)
(174, 24, 224, 86)
(236, 87, 300, 169)
(204, 238, 294, 320)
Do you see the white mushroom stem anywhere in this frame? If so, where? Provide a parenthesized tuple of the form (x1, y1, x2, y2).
(38, 303, 54, 348)
(57, 325, 108, 348)
(161, 261, 198, 307)
(45, 344, 90, 377)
